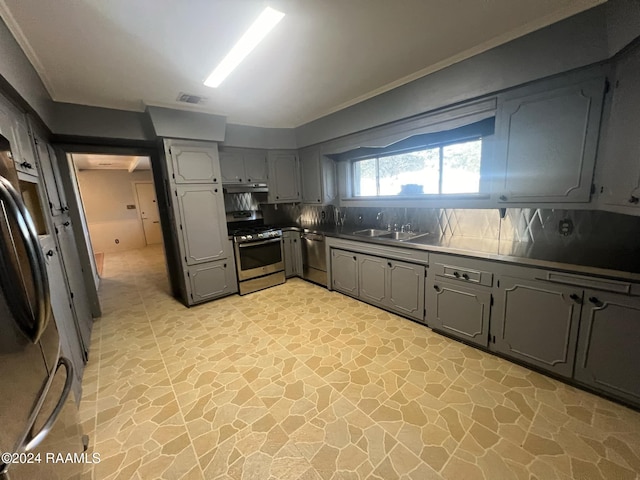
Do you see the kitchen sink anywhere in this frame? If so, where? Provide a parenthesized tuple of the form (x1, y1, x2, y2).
(378, 231, 430, 241)
(352, 228, 389, 237)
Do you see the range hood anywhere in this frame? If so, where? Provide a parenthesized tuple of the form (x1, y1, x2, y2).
(222, 183, 269, 193)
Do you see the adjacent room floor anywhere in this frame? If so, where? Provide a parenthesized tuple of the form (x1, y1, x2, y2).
(79, 245, 640, 480)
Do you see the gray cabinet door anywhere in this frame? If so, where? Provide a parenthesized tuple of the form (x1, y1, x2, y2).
(495, 77, 604, 203)
(175, 184, 226, 265)
(300, 147, 322, 204)
(599, 49, 640, 208)
(574, 291, 640, 406)
(34, 138, 64, 216)
(187, 260, 236, 304)
(42, 236, 84, 385)
(387, 259, 425, 321)
(358, 254, 387, 307)
(492, 276, 582, 377)
(243, 152, 268, 183)
(283, 231, 302, 278)
(12, 115, 38, 178)
(170, 142, 221, 184)
(54, 219, 93, 360)
(268, 152, 300, 202)
(220, 151, 244, 184)
(331, 249, 358, 296)
(427, 279, 490, 347)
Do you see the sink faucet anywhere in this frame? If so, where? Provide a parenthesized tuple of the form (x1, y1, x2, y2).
(401, 223, 412, 233)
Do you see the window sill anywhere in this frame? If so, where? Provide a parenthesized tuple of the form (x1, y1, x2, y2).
(343, 193, 491, 202)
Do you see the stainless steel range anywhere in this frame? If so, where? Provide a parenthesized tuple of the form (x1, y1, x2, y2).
(227, 211, 285, 295)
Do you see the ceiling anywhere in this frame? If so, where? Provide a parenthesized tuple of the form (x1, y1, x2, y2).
(72, 154, 150, 171)
(0, 0, 605, 128)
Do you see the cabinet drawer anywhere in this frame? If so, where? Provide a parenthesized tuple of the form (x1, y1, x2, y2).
(433, 263, 493, 286)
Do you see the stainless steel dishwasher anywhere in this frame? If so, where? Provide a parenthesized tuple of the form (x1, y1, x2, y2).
(301, 231, 327, 287)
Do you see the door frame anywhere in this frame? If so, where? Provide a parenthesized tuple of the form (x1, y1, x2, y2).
(50, 142, 162, 318)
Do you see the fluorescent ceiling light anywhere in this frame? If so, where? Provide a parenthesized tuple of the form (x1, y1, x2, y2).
(204, 6, 285, 88)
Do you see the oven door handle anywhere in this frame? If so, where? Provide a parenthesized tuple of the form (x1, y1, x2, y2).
(237, 238, 282, 248)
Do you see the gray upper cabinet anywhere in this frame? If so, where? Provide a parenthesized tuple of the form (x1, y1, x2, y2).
(491, 275, 582, 377)
(300, 146, 336, 205)
(34, 137, 65, 216)
(598, 46, 640, 209)
(12, 115, 38, 178)
(244, 151, 268, 183)
(220, 149, 268, 184)
(331, 249, 359, 296)
(168, 140, 221, 184)
(427, 279, 491, 348)
(174, 184, 227, 265)
(267, 151, 300, 203)
(219, 151, 244, 184)
(494, 75, 605, 203)
(574, 291, 640, 406)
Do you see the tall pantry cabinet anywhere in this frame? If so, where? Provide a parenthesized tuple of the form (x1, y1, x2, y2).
(161, 139, 237, 306)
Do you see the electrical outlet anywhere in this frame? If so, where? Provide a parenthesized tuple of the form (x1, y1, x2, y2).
(559, 219, 573, 236)
(321, 211, 326, 220)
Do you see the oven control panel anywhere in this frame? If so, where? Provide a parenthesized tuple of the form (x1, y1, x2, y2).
(235, 229, 282, 243)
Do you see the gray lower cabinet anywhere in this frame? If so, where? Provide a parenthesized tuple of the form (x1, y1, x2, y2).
(41, 236, 84, 391)
(427, 279, 491, 348)
(387, 259, 425, 320)
(187, 260, 236, 304)
(574, 291, 640, 406)
(491, 276, 582, 377)
(54, 217, 93, 360)
(283, 231, 303, 278)
(174, 184, 227, 265)
(359, 254, 387, 307)
(330, 249, 359, 296)
(330, 248, 425, 321)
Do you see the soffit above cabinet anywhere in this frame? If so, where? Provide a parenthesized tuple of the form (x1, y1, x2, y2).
(0, 0, 604, 128)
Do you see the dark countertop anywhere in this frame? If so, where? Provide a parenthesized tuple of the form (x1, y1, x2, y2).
(293, 224, 640, 282)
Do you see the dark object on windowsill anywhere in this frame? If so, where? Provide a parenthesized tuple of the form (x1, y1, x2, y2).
(399, 184, 423, 195)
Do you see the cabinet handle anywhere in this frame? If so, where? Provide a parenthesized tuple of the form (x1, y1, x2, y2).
(588, 296, 603, 307)
(499, 195, 507, 201)
(46, 250, 54, 257)
(214, 188, 218, 193)
(387, 262, 392, 268)
(213, 178, 217, 182)
(629, 195, 639, 204)
(247, 178, 251, 182)
(352, 256, 356, 261)
(462, 273, 469, 280)
(20, 161, 32, 169)
(317, 199, 321, 202)
(433, 285, 440, 292)
(453, 271, 460, 278)
(63, 221, 70, 227)
(224, 263, 227, 268)
(569, 293, 581, 304)
(276, 196, 279, 199)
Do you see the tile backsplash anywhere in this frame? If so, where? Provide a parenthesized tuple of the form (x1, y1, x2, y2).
(225, 194, 640, 257)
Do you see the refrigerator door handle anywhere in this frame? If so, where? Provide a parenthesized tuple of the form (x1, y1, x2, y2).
(22, 357, 74, 452)
(0, 175, 51, 343)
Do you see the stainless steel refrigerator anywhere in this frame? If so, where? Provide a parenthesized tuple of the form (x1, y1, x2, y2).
(0, 134, 86, 479)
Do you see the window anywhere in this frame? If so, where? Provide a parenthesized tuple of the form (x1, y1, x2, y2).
(352, 138, 482, 197)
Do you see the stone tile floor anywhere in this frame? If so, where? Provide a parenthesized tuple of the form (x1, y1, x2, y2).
(79, 245, 640, 479)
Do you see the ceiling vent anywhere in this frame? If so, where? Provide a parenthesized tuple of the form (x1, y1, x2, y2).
(177, 92, 207, 105)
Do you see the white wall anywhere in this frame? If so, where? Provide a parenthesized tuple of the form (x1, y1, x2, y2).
(76, 169, 153, 253)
